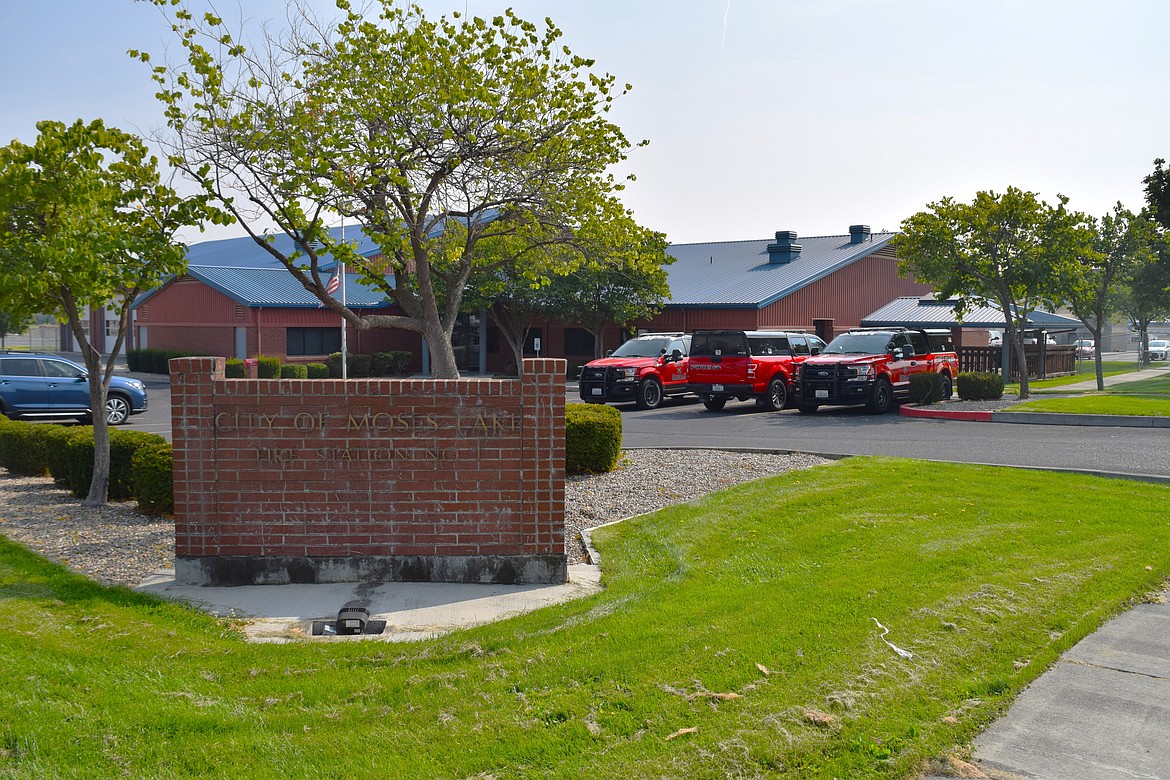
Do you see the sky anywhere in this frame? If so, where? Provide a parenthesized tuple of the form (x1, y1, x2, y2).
(1, 0, 1167, 247)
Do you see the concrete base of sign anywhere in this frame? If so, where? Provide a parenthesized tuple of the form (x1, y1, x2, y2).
(175, 553, 568, 586)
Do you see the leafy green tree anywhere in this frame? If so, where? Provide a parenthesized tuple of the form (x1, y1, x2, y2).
(0, 309, 33, 349)
(544, 250, 672, 359)
(144, 1, 650, 378)
(1143, 158, 1170, 230)
(0, 119, 226, 505)
(895, 187, 1096, 398)
(1056, 206, 1156, 388)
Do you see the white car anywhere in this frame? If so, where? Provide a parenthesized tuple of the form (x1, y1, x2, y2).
(1148, 340, 1169, 361)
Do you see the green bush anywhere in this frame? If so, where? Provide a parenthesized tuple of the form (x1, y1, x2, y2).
(565, 403, 622, 475)
(957, 371, 1005, 401)
(327, 352, 374, 378)
(909, 372, 945, 405)
(306, 363, 329, 379)
(128, 348, 205, 375)
(109, 430, 169, 501)
(371, 351, 413, 377)
(224, 358, 246, 378)
(280, 363, 309, 379)
(326, 352, 344, 378)
(131, 442, 174, 516)
(0, 418, 51, 476)
(48, 427, 94, 494)
(257, 356, 281, 378)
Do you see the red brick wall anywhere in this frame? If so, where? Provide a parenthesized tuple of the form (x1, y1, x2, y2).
(169, 356, 567, 585)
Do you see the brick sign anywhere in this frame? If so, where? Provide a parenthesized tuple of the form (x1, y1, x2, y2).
(169, 357, 566, 586)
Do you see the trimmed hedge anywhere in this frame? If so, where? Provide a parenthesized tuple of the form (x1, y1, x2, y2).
(957, 371, 1005, 401)
(280, 363, 309, 379)
(51, 428, 166, 500)
(0, 416, 52, 476)
(327, 352, 373, 378)
(371, 351, 412, 377)
(127, 348, 204, 375)
(565, 403, 622, 475)
(131, 442, 174, 516)
(306, 363, 329, 378)
(909, 372, 945, 405)
(44, 426, 94, 491)
(257, 356, 281, 379)
(224, 358, 246, 378)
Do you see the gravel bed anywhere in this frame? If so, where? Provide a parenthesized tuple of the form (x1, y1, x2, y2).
(922, 398, 1021, 412)
(0, 449, 833, 585)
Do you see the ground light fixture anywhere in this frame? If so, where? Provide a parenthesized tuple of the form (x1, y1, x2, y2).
(311, 600, 387, 636)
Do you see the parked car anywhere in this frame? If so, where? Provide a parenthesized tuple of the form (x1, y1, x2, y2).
(1075, 339, 1095, 359)
(1148, 340, 1170, 361)
(577, 333, 691, 409)
(687, 330, 826, 411)
(0, 353, 147, 425)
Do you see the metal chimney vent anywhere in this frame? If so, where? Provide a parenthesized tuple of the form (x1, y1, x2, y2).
(766, 231, 802, 265)
(849, 225, 871, 244)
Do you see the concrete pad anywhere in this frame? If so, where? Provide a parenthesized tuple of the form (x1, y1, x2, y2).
(970, 591, 1170, 780)
(137, 563, 602, 643)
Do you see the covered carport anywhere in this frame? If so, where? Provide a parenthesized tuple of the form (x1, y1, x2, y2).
(862, 295, 1082, 379)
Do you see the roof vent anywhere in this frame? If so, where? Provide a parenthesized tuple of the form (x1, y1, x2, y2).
(766, 230, 802, 265)
(849, 225, 871, 244)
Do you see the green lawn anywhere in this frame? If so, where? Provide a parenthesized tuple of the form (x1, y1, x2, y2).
(2, 458, 1168, 778)
(1008, 396, 1170, 416)
(1005, 360, 1143, 394)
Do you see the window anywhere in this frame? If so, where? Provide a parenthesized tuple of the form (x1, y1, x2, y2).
(907, 331, 930, 356)
(287, 327, 341, 356)
(563, 328, 595, 356)
(0, 358, 40, 377)
(42, 360, 82, 378)
(790, 335, 810, 356)
(748, 336, 790, 356)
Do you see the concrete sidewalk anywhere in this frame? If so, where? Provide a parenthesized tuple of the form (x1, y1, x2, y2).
(924, 587, 1170, 780)
(137, 564, 603, 643)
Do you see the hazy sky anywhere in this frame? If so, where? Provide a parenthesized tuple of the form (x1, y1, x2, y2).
(2, 0, 1167, 246)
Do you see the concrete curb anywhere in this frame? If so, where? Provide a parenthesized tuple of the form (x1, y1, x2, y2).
(899, 405, 1170, 428)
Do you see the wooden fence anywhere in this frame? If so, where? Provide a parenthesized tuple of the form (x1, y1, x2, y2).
(960, 345, 1076, 380)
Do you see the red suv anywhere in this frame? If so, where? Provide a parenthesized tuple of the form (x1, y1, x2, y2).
(578, 333, 691, 409)
(687, 330, 826, 411)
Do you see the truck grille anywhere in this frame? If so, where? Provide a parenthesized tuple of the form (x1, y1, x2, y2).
(581, 366, 609, 382)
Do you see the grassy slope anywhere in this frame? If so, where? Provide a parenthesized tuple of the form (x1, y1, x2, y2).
(2, 458, 1168, 779)
(1009, 373, 1170, 415)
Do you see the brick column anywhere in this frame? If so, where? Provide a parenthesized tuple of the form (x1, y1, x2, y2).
(520, 359, 566, 559)
(169, 357, 224, 561)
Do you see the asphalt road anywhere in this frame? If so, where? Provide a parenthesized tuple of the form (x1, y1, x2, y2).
(125, 376, 1170, 480)
(609, 393, 1170, 480)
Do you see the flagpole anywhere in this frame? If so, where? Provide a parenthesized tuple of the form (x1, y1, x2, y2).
(340, 220, 348, 380)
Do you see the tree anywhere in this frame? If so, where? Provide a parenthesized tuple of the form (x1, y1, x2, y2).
(544, 236, 672, 359)
(1056, 205, 1156, 388)
(1143, 158, 1170, 230)
(0, 119, 226, 505)
(145, 1, 652, 378)
(895, 187, 1095, 398)
(0, 309, 33, 349)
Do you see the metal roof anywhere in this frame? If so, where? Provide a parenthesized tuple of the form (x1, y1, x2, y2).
(183, 224, 383, 269)
(861, 295, 1082, 330)
(169, 265, 392, 308)
(662, 232, 897, 309)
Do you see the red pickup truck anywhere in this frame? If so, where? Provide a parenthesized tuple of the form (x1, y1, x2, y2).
(686, 330, 827, 411)
(793, 327, 959, 414)
(578, 333, 691, 409)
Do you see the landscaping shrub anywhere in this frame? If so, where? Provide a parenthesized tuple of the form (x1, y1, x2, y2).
(47, 426, 94, 494)
(565, 403, 622, 475)
(0, 418, 51, 476)
(131, 442, 174, 516)
(326, 352, 344, 378)
(280, 363, 309, 379)
(109, 430, 169, 501)
(348, 353, 372, 378)
(257, 356, 281, 378)
(306, 363, 329, 379)
(909, 372, 945, 405)
(126, 348, 208, 375)
(958, 371, 1005, 401)
(224, 358, 246, 378)
(371, 351, 412, 377)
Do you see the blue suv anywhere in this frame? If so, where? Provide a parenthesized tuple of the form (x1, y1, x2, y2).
(0, 353, 147, 425)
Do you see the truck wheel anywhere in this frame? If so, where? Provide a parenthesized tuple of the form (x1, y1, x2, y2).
(761, 377, 787, 411)
(796, 403, 819, 414)
(702, 396, 727, 411)
(866, 378, 893, 414)
(940, 373, 953, 400)
(635, 378, 663, 410)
